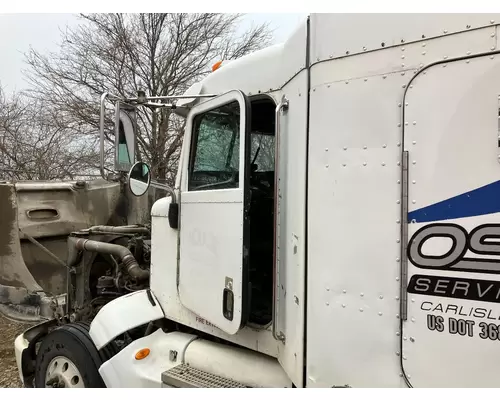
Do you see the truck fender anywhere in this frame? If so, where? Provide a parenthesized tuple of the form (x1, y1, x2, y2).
(89, 289, 164, 351)
(14, 318, 58, 387)
(98, 330, 198, 388)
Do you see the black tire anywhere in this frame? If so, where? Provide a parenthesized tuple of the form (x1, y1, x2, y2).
(34, 322, 106, 388)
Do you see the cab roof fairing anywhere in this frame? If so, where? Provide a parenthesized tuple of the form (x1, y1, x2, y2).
(175, 17, 309, 115)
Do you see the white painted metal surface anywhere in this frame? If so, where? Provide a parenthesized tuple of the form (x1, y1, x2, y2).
(178, 90, 249, 335)
(89, 290, 164, 350)
(150, 196, 280, 358)
(185, 338, 292, 388)
(403, 54, 500, 387)
(90, 13, 500, 389)
(309, 25, 496, 88)
(306, 61, 407, 388)
(304, 15, 500, 388)
(197, 19, 307, 97)
(309, 14, 500, 64)
(99, 330, 197, 388)
(148, 14, 500, 388)
(14, 333, 28, 384)
(273, 70, 308, 387)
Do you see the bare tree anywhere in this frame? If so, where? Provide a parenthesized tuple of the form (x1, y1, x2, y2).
(0, 86, 100, 181)
(23, 13, 273, 184)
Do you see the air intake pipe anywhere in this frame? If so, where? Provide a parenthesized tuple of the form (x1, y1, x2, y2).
(87, 225, 150, 234)
(74, 238, 149, 281)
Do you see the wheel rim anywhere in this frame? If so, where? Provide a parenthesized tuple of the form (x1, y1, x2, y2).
(45, 356, 85, 388)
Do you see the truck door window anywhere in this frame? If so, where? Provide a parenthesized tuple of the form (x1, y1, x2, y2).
(188, 101, 240, 191)
(251, 133, 275, 172)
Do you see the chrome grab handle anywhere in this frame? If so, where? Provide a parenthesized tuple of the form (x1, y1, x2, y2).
(99, 92, 109, 179)
(272, 95, 289, 344)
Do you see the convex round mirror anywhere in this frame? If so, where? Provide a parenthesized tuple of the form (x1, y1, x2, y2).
(128, 161, 151, 197)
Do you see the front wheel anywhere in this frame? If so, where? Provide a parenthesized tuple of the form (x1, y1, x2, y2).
(34, 322, 106, 388)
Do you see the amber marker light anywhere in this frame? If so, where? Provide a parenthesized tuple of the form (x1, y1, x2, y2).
(212, 61, 223, 72)
(135, 348, 150, 360)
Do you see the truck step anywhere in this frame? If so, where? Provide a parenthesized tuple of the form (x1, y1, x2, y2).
(161, 364, 249, 388)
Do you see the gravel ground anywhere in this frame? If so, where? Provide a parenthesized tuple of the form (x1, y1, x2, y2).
(0, 314, 32, 388)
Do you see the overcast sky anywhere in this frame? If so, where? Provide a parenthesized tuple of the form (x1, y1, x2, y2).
(0, 13, 307, 93)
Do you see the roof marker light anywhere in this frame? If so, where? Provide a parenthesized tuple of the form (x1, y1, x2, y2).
(212, 61, 223, 72)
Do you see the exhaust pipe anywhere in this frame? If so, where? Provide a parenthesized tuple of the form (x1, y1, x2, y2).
(74, 239, 149, 281)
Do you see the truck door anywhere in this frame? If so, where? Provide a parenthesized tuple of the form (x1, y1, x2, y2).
(402, 54, 500, 387)
(178, 90, 251, 335)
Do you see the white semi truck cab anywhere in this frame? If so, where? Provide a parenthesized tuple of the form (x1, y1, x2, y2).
(13, 13, 500, 388)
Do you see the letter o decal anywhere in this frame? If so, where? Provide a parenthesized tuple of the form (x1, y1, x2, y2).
(408, 224, 468, 269)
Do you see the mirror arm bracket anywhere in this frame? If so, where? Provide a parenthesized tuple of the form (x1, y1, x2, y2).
(150, 181, 177, 204)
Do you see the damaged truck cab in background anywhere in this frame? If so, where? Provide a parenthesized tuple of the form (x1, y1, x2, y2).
(12, 13, 500, 388)
(0, 179, 146, 321)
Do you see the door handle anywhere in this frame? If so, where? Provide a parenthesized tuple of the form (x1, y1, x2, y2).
(222, 288, 234, 321)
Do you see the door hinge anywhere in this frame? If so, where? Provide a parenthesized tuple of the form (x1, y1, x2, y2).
(400, 150, 409, 321)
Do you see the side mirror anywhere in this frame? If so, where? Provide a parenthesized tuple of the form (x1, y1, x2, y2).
(115, 102, 137, 172)
(128, 161, 151, 197)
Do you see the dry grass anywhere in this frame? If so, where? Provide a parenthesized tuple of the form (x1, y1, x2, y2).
(0, 314, 32, 388)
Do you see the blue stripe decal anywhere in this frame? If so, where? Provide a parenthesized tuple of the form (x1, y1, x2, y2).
(408, 180, 500, 223)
